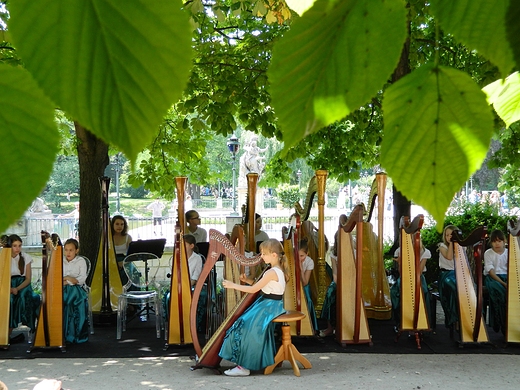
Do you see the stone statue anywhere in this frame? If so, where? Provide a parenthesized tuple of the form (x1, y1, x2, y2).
(238, 136, 268, 188)
(29, 197, 50, 214)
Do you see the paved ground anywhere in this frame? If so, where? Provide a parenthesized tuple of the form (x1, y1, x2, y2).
(2, 353, 520, 390)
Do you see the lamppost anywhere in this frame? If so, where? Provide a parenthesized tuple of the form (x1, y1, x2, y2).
(114, 153, 122, 214)
(227, 134, 240, 215)
(296, 169, 302, 203)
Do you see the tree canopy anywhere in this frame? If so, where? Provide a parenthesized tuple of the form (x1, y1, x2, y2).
(0, 0, 519, 235)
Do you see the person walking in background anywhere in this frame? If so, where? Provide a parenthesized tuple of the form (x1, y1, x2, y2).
(147, 199, 166, 235)
(186, 210, 207, 243)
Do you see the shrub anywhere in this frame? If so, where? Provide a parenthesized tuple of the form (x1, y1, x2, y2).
(276, 185, 301, 208)
(421, 199, 513, 286)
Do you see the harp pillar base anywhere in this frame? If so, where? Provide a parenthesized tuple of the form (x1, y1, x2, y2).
(93, 311, 117, 326)
(264, 311, 312, 377)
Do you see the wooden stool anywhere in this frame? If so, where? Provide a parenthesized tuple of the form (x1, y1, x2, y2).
(264, 310, 312, 377)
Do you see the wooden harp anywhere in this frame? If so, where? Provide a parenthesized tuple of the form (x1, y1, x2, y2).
(165, 176, 193, 346)
(361, 173, 392, 320)
(91, 177, 123, 318)
(451, 227, 489, 344)
(282, 221, 315, 336)
(396, 215, 430, 348)
(190, 229, 263, 371)
(0, 236, 11, 348)
(244, 173, 258, 254)
(31, 233, 65, 352)
(336, 204, 371, 346)
(507, 220, 520, 342)
(295, 170, 329, 315)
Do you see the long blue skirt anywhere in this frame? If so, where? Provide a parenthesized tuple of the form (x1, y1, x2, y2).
(390, 275, 431, 326)
(303, 284, 318, 332)
(10, 276, 40, 332)
(484, 274, 507, 333)
(320, 281, 337, 325)
(438, 270, 458, 327)
(63, 285, 89, 344)
(219, 296, 285, 371)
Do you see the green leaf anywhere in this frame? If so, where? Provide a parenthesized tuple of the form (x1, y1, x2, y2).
(268, 0, 407, 151)
(506, 0, 520, 70)
(430, 0, 515, 77)
(482, 72, 520, 127)
(0, 65, 59, 233)
(381, 64, 494, 225)
(9, 0, 193, 160)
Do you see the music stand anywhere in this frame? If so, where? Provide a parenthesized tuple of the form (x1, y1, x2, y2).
(197, 242, 209, 260)
(126, 238, 166, 259)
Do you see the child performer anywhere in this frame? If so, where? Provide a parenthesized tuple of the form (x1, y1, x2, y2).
(219, 239, 289, 376)
(8, 234, 40, 343)
(438, 225, 459, 329)
(62, 238, 89, 343)
(484, 229, 508, 334)
(298, 238, 319, 334)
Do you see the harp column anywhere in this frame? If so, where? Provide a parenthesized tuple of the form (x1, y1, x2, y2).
(315, 169, 328, 316)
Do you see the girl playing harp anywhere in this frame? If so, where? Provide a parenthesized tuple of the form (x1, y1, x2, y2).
(219, 239, 289, 376)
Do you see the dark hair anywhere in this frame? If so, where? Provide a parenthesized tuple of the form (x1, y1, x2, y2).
(185, 210, 198, 220)
(255, 213, 261, 220)
(111, 215, 128, 236)
(64, 238, 79, 250)
(489, 229, 506, 243)
(298, 237, 309, 254)
(183, 234, 199, 253)
(9, 234, 25, 275)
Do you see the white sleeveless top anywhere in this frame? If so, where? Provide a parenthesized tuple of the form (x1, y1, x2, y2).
(261, 267, 285, 295)
(114, 235, 131, 255)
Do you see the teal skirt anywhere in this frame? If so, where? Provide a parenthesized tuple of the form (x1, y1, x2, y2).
(219, 295, 285, 371)
(484, 274, 507, 333)
(10, 276, 40, 332)
(320, 281, 337, 324)
(63, 285, 89, 343)
(438, 270, 458, 327)
(390, 274, 431, 326)
(303, 284, 318, 332)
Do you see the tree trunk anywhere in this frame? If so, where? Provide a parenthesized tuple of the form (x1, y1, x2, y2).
(75, 122, 109, 279)
(390, 185, 411, 255)
(386, 15, 412, 255)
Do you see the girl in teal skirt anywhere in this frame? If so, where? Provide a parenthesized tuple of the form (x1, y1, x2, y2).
(62, 238, 89, 343)
(219, 239, 289, 376)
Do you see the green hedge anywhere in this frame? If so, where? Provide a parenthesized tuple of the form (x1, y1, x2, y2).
(421, 200, 513, 286)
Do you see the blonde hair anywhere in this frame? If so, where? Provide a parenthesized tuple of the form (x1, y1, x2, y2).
(259, 239, 290, 282)
(442, 225, 458, 246)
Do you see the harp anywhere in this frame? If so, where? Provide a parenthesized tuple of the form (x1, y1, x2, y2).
(336, 204, 371, 346)
(223, 224, 246, 317)
(31, 232, 65, 352)
(395, 215, 430, 349)
(506, 220, 520, 342)
(244, 173, 259, 254)
(361, 173, 392, 320)
(91, 177, 123, 317)
(295, 169, 329, 315)
(282, 221, 315, 336)
(165, 176, 193, 346)
(0, 236, 11, 348)
(451, 227, 489, 344)
(190, 229, 263, 371)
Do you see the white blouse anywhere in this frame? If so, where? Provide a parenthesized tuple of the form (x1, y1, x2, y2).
(63, 255, 88, 285)
(10, 252, 33, 277)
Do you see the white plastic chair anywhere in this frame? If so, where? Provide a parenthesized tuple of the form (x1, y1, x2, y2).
(116, 252, 162, 340)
